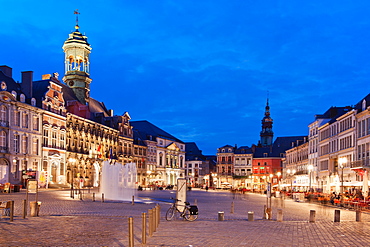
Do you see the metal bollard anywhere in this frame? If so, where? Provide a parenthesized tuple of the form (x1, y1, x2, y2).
(102, 193, 105, 203)
(132, 196, 135, 205)
(356, 210, 362, 222)
(277, 209, 283, 222)
(334, 209, 340, 222)
(93, 193, 95, 202)
(148, 209, 153, 237)
(22, 199, 27, 218)
(263, 205, 267, 219)
(231, 201, 234, 214)
(248, 211, 254, 221)
(128, 217, 134, 247)
(194, 199, 198, 205)
(156, 204, 160, 227)
(30, 201, 38, 217)
(309, 210, 316, 223)
(153, 207, 157, 232)
(142, 212, 147, 244)
(10, 201, 14, 222)
(266, 207, 272, 220)
(218, 211, 224, 221)
(79, 190, 82, 200)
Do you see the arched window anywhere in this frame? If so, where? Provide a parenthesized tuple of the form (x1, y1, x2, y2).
(15, 111, 20, 127)
(20, 94, 25, 103)
(0, 105, 7, 123)
(362, 99, 367, 111)
(33, 138, 39, 155)
(0, 158, 8, 183)
(22, 135, 28, 154)
(0, 130, 6, 148)
(22, 113, 28, 128)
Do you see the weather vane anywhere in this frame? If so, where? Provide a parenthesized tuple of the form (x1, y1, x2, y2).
(74, 9, 80, 29)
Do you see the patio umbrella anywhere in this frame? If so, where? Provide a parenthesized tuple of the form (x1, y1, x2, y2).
(363, 170, 369, 198)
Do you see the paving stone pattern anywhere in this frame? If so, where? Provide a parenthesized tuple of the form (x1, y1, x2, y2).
(0, 189, 370, 246)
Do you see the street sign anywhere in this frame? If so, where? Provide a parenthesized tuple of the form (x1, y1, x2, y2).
(28, 180, 38, 193)
(267, 182, 271, 198)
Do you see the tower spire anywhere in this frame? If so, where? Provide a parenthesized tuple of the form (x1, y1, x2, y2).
(260, 97, 274, 146)
(62, 11, 92, 105)
(74, 9, 80, 30)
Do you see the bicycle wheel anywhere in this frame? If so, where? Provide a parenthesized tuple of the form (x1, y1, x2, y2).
(183, 207, 198, 221)
(166, 206, 176, 221)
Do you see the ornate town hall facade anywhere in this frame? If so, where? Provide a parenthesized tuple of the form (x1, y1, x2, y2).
(0, 20, 185, 188)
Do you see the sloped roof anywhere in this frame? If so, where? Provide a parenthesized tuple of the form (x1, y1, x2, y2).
(315, 106, 352, 124)
(253, 136, 307, 158)
(88, 98, 109, 117)
(234, 146, 253, 154)
(185, 142, 204, 160)
(0, 69, 21, 93)
(131, 120, 184, 144)
(354, 93, 370, 114)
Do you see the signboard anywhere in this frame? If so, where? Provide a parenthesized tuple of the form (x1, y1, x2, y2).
(3, 183, 10, 193)
(28, 180, 38, 193)
(176, 178, 187, 211)
(22, 170, 37, 180)
(267, 182, 271, 198)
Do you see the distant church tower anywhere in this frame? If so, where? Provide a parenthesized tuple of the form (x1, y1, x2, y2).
(62, 10, 92, 105)
(260, 98, 274, 146)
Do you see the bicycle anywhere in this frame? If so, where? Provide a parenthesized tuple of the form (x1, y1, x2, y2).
(165, 197, 198, 221)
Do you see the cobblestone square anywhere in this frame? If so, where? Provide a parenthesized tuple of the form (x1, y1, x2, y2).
(1, 189, 370, 246)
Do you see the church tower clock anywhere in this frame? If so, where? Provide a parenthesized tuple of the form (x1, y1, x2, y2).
(260, 98, 274, 146)
(62, 10, 92, 105)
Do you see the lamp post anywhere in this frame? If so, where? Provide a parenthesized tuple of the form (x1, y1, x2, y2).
(338, 157, 347, 195)
(287, 169, 296, 198)
(69, 158, 76, 198)
(277, 172, 281, 191)
(308, 165, 313, 193)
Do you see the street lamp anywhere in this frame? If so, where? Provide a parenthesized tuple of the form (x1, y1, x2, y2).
(308, 165, 313, 193)
(277, 172, 281, 190)
(68, 158, 76, 198)
(287, 169, 296, 197)
(338, 157, 347, 195)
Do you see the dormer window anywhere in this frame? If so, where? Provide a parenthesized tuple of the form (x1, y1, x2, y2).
(362, 99, 366, 111)
(31, 98, 36, 106)
(11, 91, 17, 98)
(1, 81, 7, 90)
(20, 94, 25, 103)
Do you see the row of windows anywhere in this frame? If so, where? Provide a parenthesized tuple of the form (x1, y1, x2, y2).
(0, 131, 40, 155)
(0, 106, 40, 131)
(358, 143, 370, 160)
(319, 117, 354, 141)
(358, 118, 370, 138)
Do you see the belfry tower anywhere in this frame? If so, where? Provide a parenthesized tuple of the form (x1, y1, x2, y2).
(62, 10, 92, 105)
(260, 98, 274, 146)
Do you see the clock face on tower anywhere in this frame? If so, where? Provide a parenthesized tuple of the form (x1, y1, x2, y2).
(69, 81, 74, 86)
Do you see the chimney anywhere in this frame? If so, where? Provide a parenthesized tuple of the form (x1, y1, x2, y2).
(0, 65, 12, 78)
(108, 109, 114, 116)
(21, 71, 33, 99)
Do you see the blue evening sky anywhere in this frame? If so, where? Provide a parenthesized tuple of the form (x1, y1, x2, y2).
(1, 1, 370, 154)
